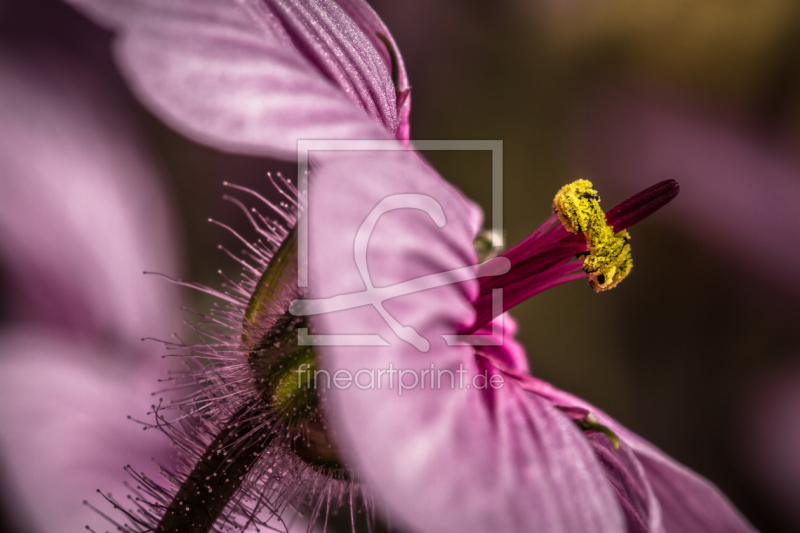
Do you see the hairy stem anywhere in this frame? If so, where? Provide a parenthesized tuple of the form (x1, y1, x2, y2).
(155, 404, 271, 533)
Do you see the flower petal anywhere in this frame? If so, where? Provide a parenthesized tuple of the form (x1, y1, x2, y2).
(475, 313, 530, 374)
(63, 0, 398, 158)
(527, 379, 756, 533)
(334, 0, 411, 140)
(305, 150, 624, 533)
(586, 433, 664, 533)
(0, 48, 181, 346)
(0, 327, 171, 533)
(632, 450, 754, 533)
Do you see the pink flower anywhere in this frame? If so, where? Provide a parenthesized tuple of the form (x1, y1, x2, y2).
(306, 150, 754, 533)
(57, 1, 757, 532)
(0, 47, 181, 532)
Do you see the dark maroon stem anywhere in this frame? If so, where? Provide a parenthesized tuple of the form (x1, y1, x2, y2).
(155, 404, 270, 533)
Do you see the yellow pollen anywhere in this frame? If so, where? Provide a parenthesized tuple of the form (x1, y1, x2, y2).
(552, 179, 633, 292)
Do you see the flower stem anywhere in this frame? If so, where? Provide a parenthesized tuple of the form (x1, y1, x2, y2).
(155, 404, 271, 533)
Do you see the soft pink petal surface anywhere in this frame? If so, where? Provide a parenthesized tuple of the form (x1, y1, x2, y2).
(0, 328, 172, 533)
(586, 433, 664, 533)
(529, 379, 756, 532)
(334, 0, 411, 140)
(0, 48, 183, 532)
(306, 150, 624, 533)
(62, 0, 399, 158)
(334, 0, 409, 95)
(0, 49, 181, 346)
(476, 313, 530, 374)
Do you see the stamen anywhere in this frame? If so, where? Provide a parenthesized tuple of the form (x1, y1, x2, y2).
(471, 179, 679, 331)
(552, 179, 632, 291)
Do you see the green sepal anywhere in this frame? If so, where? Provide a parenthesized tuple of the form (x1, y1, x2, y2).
(243, 229, 297, 344)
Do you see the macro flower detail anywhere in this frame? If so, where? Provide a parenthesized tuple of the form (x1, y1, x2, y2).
(100, 146, 751, 533)
(306, 150, 756, 533)
(55, 1, 761, 532)
(96, 157, 687, 533)
(94, 176, 362, 533)
(472, 178, 678, 331)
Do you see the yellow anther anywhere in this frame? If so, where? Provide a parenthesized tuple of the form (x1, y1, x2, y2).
(553, 179, 633, 292)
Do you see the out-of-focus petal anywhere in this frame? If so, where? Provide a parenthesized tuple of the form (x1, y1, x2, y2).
(577, 89, 800, 296)
(0, 49, 181, 345)
(62, 0, 398, 158)
(306, 150, 624, 533)
(740, 361, 800, 528)
(0, 327, 171, 533)
(527, 378, 756, 533)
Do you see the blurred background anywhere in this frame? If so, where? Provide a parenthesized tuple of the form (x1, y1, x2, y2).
(1, 0, 799, 531)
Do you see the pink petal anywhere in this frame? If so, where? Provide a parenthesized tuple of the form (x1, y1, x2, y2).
(529, 380, 756, 532)
(0, 48, 182, 346)
(474, 313, 530, 374)
(305, 150, 624, 532)
(577, 89, 800, 295)
(0, 327, 172, 533)
(586, 433, 664, 533)
(631, 447, 754, 533)
(335, 0, 411, 140)
(63, 0, 398, 158)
